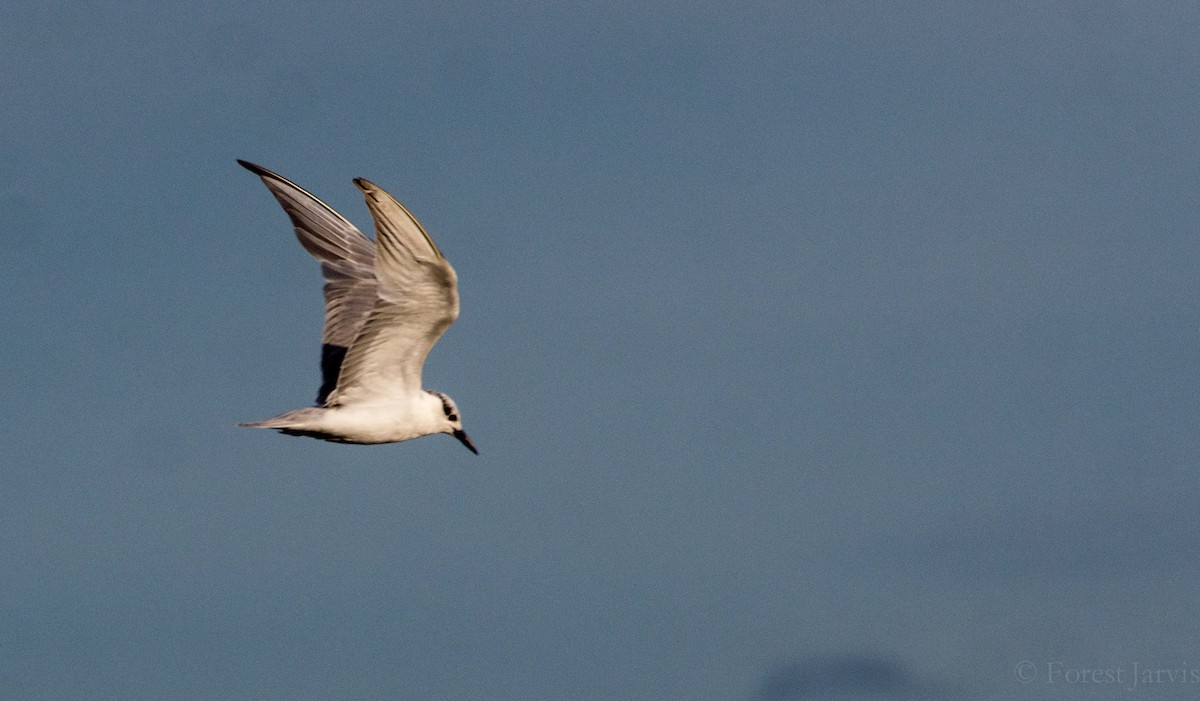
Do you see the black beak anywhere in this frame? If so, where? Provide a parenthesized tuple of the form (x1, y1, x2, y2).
(453, 429, 479, 455)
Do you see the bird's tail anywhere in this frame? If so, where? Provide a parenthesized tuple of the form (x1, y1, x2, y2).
(237, 407, 325, 430)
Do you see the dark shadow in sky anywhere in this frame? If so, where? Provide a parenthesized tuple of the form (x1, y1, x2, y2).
(756, 653, 951, 700)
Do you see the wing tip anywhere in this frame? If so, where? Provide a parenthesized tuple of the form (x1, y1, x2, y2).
(237, 159, 271, 176)
(352, 178, 445, 259)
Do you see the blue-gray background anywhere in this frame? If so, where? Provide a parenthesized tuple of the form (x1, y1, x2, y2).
(3, 3, 1198, 700)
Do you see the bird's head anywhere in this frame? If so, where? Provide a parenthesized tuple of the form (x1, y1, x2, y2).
(428, 391, 477, 455)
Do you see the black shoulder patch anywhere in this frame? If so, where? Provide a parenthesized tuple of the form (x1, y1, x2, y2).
(317, 344, 349, 405)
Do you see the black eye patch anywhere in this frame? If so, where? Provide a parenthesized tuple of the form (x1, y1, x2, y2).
(447, 413, 458, 421)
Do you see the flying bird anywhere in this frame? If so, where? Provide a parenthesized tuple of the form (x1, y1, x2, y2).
(237, 160, 477, 454)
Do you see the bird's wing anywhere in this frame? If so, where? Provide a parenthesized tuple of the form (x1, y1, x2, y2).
(324, 178, 460, 406)
(238, 160, 379, 404)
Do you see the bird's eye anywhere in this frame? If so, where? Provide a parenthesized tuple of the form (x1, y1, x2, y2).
(448, 413, 458, 422)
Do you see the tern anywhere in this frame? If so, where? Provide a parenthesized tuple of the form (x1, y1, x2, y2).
(237, 160, 477, 454)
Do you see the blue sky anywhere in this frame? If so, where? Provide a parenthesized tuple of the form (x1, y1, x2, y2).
(3, 3, 1199, 699)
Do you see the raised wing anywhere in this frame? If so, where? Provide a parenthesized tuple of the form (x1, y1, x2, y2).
(238, 160, 378, 404)
(324, 178, 460, 405)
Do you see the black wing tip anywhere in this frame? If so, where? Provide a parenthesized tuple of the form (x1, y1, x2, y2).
(353, 177, 379, 193)
(237, 159, 273, 177)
